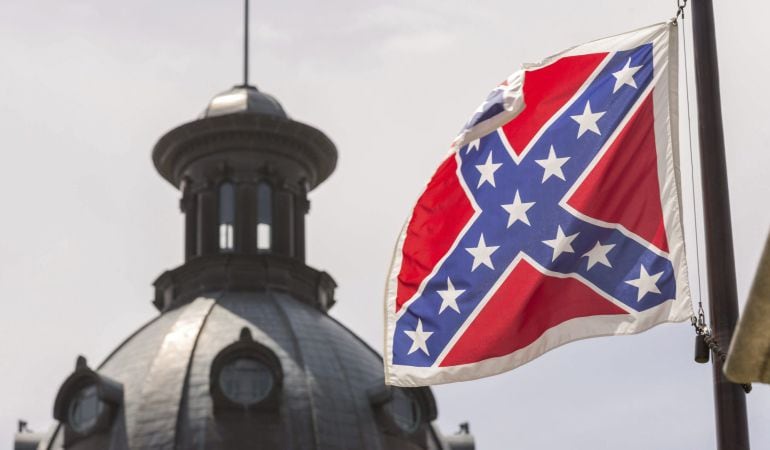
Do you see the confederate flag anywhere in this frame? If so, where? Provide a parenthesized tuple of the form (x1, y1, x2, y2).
(385, 22, 691, 386)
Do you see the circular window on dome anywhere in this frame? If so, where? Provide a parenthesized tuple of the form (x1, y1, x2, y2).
(368, 385, 436, 439)
(384, 388, 421, 434)
(54, 356, 123, 447)
(67, 384, 105, 434)
(210, 327, 283, 412)
(218, 357, 274, 406)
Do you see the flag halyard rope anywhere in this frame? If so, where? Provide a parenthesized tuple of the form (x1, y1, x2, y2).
(676, 0, 751, 394)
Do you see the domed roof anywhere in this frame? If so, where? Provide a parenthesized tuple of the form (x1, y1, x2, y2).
(40, 291, 458, 450)
(201, 85, 287, 118)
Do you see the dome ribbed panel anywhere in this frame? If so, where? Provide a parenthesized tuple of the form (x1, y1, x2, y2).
(129, 297, 215, 449)
(273, 292, 385, 450)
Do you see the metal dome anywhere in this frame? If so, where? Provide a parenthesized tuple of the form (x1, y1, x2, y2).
(37, 291, 469, 450)
(202, 85, 287, 118)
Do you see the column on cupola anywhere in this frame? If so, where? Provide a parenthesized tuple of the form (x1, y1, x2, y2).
(293, 181, 309, 262)
(181, 177, 198, 260)
(271, 182, 294, 258)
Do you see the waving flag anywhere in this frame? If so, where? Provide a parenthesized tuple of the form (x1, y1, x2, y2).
(385, 22, 691, 386)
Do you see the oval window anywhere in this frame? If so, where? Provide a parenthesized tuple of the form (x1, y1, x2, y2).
(218, 357, 274, 406)
(67, 384, 105, 434)
(385, 389, 421, 434)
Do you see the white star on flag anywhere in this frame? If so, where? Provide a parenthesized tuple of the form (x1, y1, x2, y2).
(612, 58, 642, 93)
(625, 265, 664, 301)
(542, 226, 579, 261)
(535, 146, 570, 182)
(501, 190, 535, 227)
(404, 319, 434, 355)
(476, 152, 503, 188)
(465, 234, 499, 271)
(570, 101, 606, 138)
(437, 278, 465, 314)
(467, 138, 480, 153)
(582, 241, 615, 270)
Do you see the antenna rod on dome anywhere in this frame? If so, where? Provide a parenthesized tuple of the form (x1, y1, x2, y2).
(243, 0, 249, 86)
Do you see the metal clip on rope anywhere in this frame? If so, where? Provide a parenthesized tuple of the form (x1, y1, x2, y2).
(675, 0, 688, 22)
(691, 305, 752, 393)
(693, 304, 710, 363)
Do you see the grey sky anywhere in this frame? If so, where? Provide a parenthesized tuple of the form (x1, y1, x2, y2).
(1, 0, 768, 448)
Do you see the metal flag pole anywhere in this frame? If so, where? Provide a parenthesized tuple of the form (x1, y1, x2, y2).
(689, 0, 750, 448)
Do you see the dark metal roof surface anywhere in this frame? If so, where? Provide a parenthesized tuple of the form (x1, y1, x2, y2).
(42, 291, 436, 450)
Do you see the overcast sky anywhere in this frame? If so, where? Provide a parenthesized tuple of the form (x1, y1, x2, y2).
(1, 0, 769, 448)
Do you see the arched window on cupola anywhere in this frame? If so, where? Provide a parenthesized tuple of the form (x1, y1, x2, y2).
(257, 182, 272, 252)
(219, 182, 236, 251)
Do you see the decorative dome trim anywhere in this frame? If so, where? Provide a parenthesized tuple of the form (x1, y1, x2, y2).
(152, 112, 337, 191)
(153, 253, 337, 312)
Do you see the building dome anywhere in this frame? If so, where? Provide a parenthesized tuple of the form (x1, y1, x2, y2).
(39, 290, 454, 449)
(202, 85, 287, 118)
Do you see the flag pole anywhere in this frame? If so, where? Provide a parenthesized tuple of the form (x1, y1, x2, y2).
(689, 1, 750, 448)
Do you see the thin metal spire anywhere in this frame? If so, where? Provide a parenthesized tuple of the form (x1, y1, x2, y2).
(243, 0, 249, 86)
